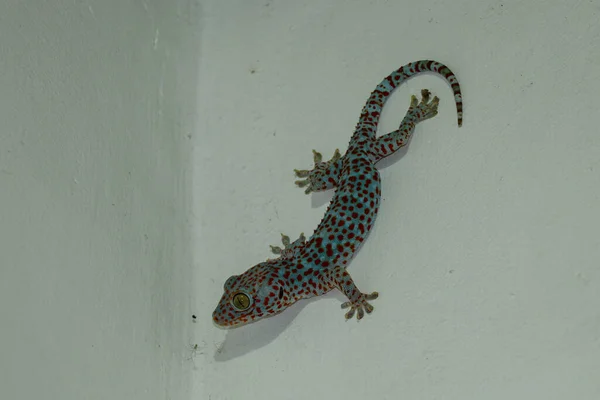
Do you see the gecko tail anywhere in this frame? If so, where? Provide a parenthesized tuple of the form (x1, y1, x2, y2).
(353, 60, 463, 144)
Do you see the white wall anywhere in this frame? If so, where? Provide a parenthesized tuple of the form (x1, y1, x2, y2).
(0, 1, 199, 399)
(196, 0, 600, 399)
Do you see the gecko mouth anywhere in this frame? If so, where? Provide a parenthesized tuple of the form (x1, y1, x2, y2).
(212, 309, 252, 328)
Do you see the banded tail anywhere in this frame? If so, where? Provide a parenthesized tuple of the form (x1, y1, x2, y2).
(353, 60, 463, 144)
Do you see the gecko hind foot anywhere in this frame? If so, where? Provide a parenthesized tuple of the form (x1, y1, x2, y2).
(341, 292, 379, 320)
(410, 89, 439, 123)
(294, 149, 342, 194)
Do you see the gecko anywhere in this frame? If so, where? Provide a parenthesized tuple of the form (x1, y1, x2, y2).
(213, 60, 463, 327)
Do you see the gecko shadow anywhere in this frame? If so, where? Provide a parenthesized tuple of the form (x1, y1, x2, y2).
(213, 290, 347, 361)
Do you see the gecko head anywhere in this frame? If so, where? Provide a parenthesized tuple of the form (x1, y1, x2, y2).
(212, 262, 291, 328)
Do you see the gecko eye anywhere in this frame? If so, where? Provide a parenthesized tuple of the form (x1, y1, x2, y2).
(231, 292, 252, 310)
(278, 287, 284, 300)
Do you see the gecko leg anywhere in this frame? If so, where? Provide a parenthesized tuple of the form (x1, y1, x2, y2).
(269, 232, 306, 259)
(294, 149, 343, 194)
(324, 266, 379, 320)
(371, 89, 440, 161)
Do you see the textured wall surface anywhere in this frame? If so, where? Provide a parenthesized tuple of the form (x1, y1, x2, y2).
(0, 1, 199, 399)
(195, 1, 600, 399)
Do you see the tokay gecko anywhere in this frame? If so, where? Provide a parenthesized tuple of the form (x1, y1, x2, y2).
(213, 60, 463, 327)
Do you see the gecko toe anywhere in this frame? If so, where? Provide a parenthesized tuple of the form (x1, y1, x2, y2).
(312, 150, 323, 163)
(344, 308, 356, 320)
(294, 169, 310, 178)
(357, 307, 365, 320)
(366, 292, 379, 301)
(295, 179, 310, 188)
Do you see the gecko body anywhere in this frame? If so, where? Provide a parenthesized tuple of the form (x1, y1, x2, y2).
(213, 60, 463, 327)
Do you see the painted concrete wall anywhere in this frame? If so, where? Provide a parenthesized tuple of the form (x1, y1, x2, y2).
(0, 1, 199, 399)
(195, 0, 600, 399)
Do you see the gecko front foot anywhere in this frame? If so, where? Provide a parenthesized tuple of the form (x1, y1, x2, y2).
(341, 292, 379, 320)
(410, 89, 439, 123)
(269, 232, 306, 259)
(294, 149, 342, 194)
